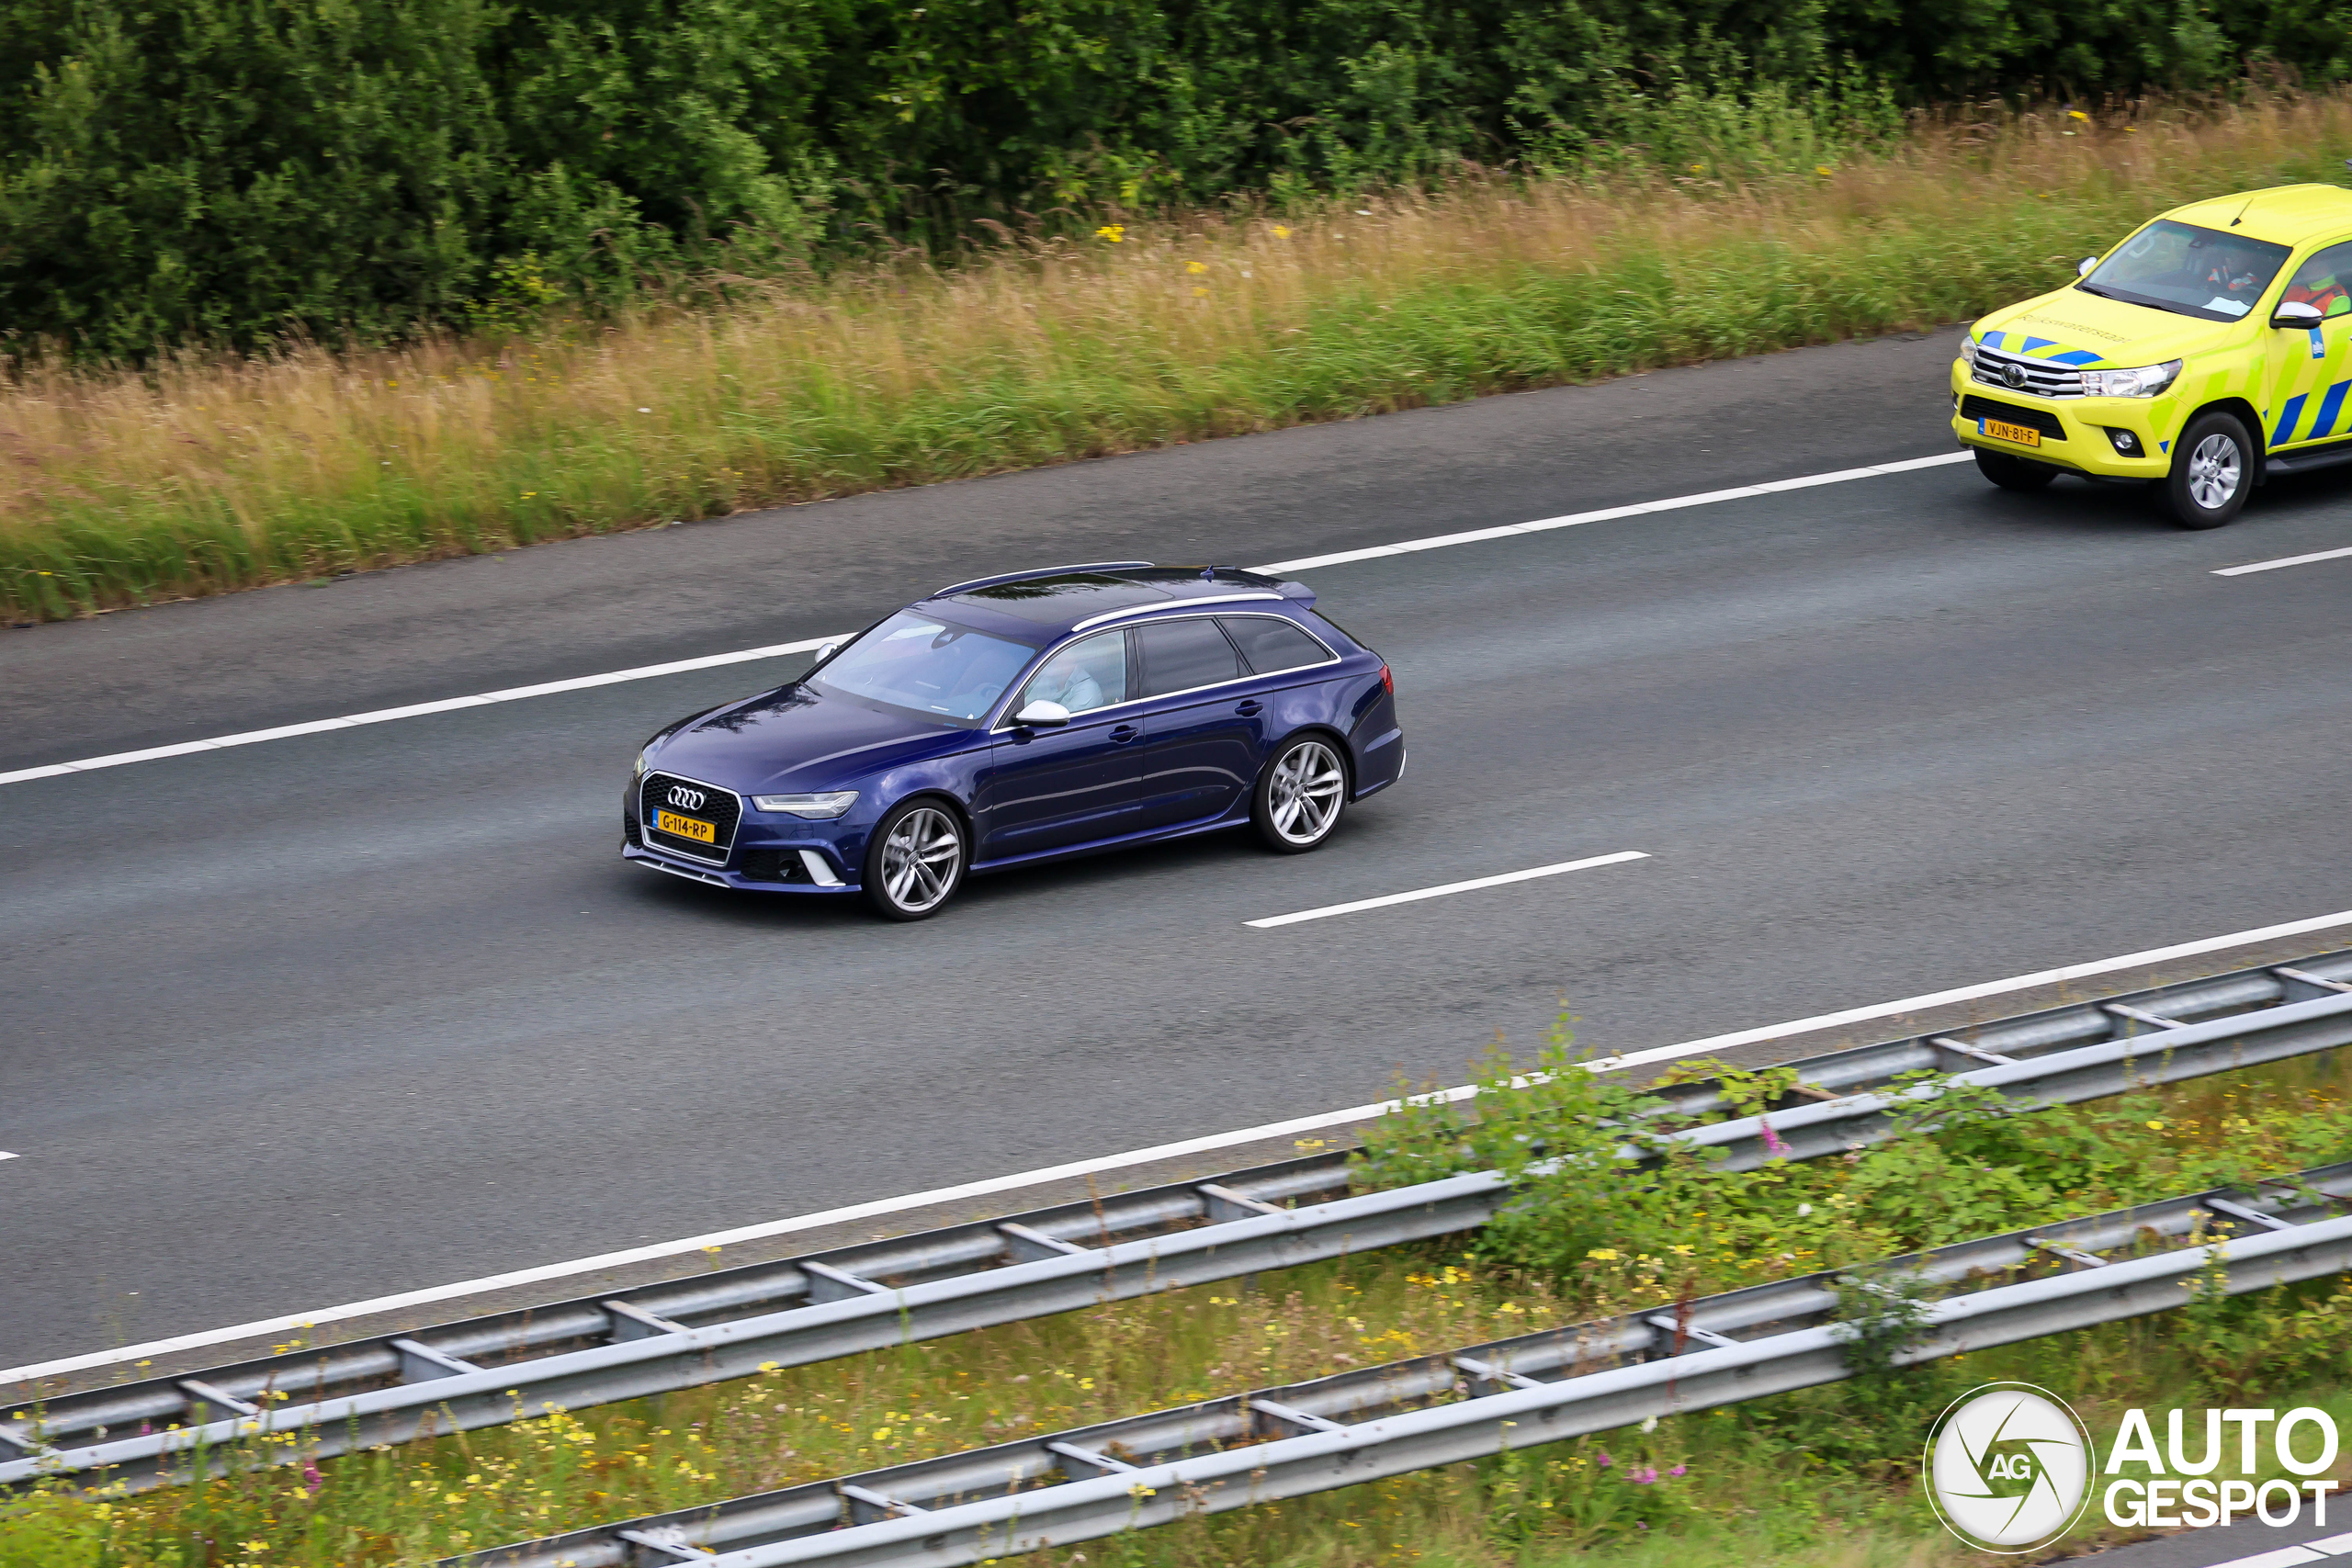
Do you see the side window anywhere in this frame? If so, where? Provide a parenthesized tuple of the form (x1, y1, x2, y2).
(1136, 617, 1240, 697)
(2286, 239, 2352, 317)
(1221, 615, 1331, 675)
(1017, 629, 1127, 715)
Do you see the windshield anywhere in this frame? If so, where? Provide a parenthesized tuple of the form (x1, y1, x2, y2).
(810, 611, 1038, 725)
(2079, 219, 2290, 322)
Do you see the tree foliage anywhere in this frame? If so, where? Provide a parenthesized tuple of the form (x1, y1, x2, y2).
(5, 0, 2349, 353)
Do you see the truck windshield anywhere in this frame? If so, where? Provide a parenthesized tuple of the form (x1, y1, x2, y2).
(810, 611, 1038, 725)
(2078, 220, 2290, 323)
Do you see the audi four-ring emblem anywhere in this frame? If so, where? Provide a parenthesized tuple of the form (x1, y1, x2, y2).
(666, 785, 707, 810)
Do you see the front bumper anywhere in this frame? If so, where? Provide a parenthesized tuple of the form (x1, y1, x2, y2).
(623, 784, 861, 894)
(1948, 362, 2173, 479)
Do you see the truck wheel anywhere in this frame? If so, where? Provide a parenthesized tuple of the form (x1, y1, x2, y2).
(1973, 449, 2057, 491)
(2158, 412, 2252, 529)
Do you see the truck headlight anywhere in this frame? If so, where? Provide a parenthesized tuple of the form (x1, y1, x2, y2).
(2079, 360, 2182, 398)
(752, 791, 860, 818)
(1959, 335, 1978, 367)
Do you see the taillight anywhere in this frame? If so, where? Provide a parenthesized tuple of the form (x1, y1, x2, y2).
(1379, 663, 1394, 695)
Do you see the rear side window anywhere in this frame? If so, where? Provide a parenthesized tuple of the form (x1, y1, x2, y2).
(1136, 618, 1240, 697)
(1221, 615, 1331, 675)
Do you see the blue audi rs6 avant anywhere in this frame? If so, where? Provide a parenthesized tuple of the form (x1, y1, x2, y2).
(623, 563, 1406, 919)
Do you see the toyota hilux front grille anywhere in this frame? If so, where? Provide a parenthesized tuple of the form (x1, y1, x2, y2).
(639, 773, 742, 863)
(1971, 344, 2085, 399)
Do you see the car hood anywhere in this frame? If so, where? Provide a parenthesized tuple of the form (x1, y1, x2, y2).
(1974, 287, 2239, 371)
(642, 683, 976, 794)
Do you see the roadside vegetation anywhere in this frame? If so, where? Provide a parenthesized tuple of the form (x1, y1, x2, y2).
(10, 88, 2352, 625)
(6, 1040, 2351, 1566)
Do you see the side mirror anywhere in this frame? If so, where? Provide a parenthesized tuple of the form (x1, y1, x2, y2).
(2273, 300, 2325, 329)
(2076, 255, 2098, 278)
(813, 641, 840, 663)
(1012, 700, 1070, 728)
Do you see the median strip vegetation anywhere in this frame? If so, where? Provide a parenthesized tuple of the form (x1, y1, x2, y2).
(9, 88, 2352, 625)
(6, 1029, 2350, 1566)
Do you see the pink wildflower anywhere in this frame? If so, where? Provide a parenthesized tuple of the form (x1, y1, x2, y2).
(1596, 1449, 1612, 1468)
(1759, 1120, 1790, 1158)
(1668, 1463, 1688, 1477)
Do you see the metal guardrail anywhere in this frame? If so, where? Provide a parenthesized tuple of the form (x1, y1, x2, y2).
(6, 950, 2350, 1495)
(457, 1160, 2352, 1566)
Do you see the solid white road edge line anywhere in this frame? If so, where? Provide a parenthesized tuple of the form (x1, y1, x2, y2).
(1250, 451, 1976, 573)
(11, 897, 2350, 1392)
(2213, 543, 2352, 576)
(0, 637, 840, 788)
(1246, 851, 1648, 928)
(2, 450, 1981, 790)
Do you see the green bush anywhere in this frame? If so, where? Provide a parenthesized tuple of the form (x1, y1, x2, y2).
(4, 0, 2346, 355)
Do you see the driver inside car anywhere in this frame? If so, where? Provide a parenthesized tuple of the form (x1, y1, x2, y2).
(1025, 649, 1105, 714)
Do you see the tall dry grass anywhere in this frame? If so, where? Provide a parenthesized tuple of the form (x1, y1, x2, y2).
(8, 91, 2352, 622)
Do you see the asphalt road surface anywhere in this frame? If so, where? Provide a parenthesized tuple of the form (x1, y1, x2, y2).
(6, 331, 2350, 1371)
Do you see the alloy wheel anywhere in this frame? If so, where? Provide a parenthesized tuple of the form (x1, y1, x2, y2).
(1268, 740, 1346, 845)
(2188, 434, 2241, 512)
(879, 807, 962, 913)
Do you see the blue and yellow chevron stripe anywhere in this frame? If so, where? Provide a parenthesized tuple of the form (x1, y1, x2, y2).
(1978, 330, 2107, 367)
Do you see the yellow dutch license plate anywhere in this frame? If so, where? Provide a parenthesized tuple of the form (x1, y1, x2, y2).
(1981, 416, 2041, 448)
(656, 809, 717, 843)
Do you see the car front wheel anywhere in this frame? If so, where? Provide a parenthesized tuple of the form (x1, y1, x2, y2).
(1252, 735, 1349, 853)
(2159, 411, 2253, 529)
(863, 798, 967, 920)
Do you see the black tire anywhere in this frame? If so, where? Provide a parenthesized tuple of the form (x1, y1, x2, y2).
(1251, 734, 1350, 853)
(1973, 448, 2058, 491)
(2158, 410, 2253, 529)
(861, 797, 967, 920)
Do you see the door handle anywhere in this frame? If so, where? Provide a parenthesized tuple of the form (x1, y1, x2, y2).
(1236, 700, 1263, 716)
(1110, 724, 1140, 743)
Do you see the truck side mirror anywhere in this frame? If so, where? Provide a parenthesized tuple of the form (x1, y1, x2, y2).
(2272, 300, 2325, 329)
(2076, 256, 2098, 278)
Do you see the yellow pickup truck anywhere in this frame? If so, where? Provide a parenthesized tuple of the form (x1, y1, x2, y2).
(1953, 183, 2352, 527)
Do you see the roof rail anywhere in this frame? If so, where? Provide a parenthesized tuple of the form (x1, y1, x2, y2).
(928, 562, 1155, 599)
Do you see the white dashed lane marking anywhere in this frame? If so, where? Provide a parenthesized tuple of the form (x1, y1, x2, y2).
(2, 454, 1984, 788)
(1244, 851, 1649, 928)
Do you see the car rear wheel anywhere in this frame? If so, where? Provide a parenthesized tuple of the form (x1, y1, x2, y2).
(1973, 449, 2058, 491)
(863, 798, 967, 920)
(1252, 736, 1348, 853)
(2158, 412, 2252, 529)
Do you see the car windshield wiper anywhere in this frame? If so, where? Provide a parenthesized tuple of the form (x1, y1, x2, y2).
(2075, 281, 2205, 319)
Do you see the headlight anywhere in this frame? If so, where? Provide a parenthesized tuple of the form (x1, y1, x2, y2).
(2079, 360, 2182, 398)
(634, 750, 650, 778)
(752, 791, 859, 818)
(1959, 335, 1978, 366)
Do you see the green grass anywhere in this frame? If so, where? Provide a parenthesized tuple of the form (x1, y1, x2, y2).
(6, 1047, 2352, 1566)
(11, 89, 2352, 622)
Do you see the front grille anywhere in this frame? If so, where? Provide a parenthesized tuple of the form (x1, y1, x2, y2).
(739, 848, 806, 884)
(1972, 344, 2084, 399)
(1961, 395, 2067, 441)
(639, 772, 742, 863)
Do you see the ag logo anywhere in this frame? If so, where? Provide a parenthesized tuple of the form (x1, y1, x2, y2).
(1923, 1382, 2095, 1552)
